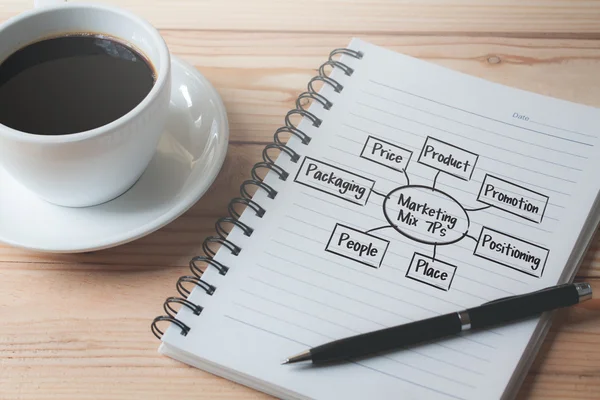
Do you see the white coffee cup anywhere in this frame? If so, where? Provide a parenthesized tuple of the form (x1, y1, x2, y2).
(0, 1, 171, 207)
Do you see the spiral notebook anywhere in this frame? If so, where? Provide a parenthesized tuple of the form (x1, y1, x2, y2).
(151, 38, 600, 400)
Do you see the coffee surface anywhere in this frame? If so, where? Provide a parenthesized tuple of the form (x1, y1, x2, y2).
(0, 34, 155, 135)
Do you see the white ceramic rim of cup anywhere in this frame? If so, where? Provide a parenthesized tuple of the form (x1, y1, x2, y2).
(0, 2, 170, 144)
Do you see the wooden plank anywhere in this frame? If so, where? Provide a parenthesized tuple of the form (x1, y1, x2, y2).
(518, 375, 600, 400)
(2, 0, 600, 35)
(0, 266, 598, 399)
(0, 266, 270, 399)
(518, 300, 600, 399)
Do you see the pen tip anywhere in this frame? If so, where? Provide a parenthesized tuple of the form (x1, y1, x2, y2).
(282, 350, 312, 365)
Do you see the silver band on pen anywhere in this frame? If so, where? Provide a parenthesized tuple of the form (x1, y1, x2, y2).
(457, 311, 471, 331)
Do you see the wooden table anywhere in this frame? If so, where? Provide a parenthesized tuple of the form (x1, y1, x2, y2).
(2, 1, 600, 399)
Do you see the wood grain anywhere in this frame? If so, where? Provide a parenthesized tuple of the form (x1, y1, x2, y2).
(3, 0, 600, 35)
(2, 1, 600, 399)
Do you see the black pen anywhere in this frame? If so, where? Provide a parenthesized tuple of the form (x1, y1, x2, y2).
(282, 282, 592, 365)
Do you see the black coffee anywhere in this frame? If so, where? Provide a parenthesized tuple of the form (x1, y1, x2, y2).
(0, 34, 155, 135)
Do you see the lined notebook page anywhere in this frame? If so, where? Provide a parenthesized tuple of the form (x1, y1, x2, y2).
(161, 38, 600, 400)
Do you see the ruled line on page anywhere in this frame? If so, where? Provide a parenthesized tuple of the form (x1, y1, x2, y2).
(327, 142, 562, 224)
(348, 110, 583, 176)
(333, 129, 570, 206)
(354, 362, 468, 400)
(529, 119, 596, 138)
(329, 137, 563, 208)
(278, 198, 529, 339)
(234, 302, 335, 338)
(257, 260, 414, 322)
(327, 142, 564, 215)
(380, 262, 490, 303)
(239, 287, 483, 384)
(283, 216, 412, 259)
(475, 164, 575, 185)
(291, 204, 529, 295)
(360, 90, 593, 159)
(444, 270, 516, 296)
(257, 260, 493, 362)
(291, 198, 530, 286)
(369, 79, 596, 146)
(234, 299, 480, 387)
(337, 127, 572, 200)
(268, 239, 465, 314)
(314, 233, 524, 295)
(436, 252, 527, 287)
(277, 225, 494, 306)
(250, 276, 494, 371)
(274, 228, 464, 312)
(274, 219, 520, 346)
(279, 223, 492, 304)
(465, 167, 567, 206)
(224, 315, 309, 346)
(349, 112, 422, 141)
(349, 108, 579, 184)
(294, 192, 527, 290)
(355, 101, 584, 172)
(379, 356, 477, 388)
(225, 314, 470, 400)
(256, 259, 423, 331)
(251, 276, 389, 328)
(268, 238, 504, 346)
(240, 288, 360, 333)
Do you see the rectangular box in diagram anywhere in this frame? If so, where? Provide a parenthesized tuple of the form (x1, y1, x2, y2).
(477, 174, 548, 223)
(294, 157, 375, 206)
(417, 136, 479, 181)
(474, 227, 549, 278)
(325, 223, 390, 269)
(360, 135, 413, 173)
(406, 253, 457, 291)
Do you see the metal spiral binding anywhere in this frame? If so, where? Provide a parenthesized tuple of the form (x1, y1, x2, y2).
(151, 47, 363, 340)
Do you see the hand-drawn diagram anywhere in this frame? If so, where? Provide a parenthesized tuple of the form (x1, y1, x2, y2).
(294, 134, 550, 292)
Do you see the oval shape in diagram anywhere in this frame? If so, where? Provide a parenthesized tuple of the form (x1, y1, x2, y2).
(383, 185, 470, 245)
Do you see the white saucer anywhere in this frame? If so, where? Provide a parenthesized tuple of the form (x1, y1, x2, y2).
(0, 56, 229, 253)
